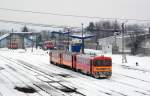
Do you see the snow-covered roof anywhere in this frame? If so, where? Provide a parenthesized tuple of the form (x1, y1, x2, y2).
(51, 31, 70, 34)
(0, 32, 40, 41)
(11, 32, 40, 34)
(0, 33, 10, 41)
(70, 34, 94, 39)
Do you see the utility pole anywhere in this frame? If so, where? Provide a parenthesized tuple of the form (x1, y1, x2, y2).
(122, 23, 127, 63)
(35, 33, 37, 49)
(10, 28, 13, 49)
(31, 32, 33, 52)
(81, 23, 84, 54)
(0, 32, 2, 48)
(67, 28, 70, 51)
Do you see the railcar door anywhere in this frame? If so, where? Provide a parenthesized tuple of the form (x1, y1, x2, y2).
(72, 55, 76, 70)
(90, 59, 93, 75)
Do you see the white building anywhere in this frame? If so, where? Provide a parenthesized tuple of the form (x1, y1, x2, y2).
(98, 35, 132, 54)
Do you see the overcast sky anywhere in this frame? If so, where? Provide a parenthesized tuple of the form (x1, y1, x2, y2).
(0, 0, 150, 30)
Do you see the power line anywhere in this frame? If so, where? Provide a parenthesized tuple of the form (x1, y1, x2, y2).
(0, 7, 150, 22)
(0, 7, 103, 19)
(0, 19, 78, 29)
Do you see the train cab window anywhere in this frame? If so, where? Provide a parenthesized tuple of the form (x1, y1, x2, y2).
(94, 60, 111, 66)
(104, 60, 112, 66)
(94, 60, 103, 66)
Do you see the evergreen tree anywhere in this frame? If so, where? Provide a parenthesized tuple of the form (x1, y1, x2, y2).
(22, 25, 29, 32)
(86, 22, 95, 32)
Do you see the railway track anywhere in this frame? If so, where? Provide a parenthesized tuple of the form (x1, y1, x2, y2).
(120, 65, 150, 73)
(113, 72, 150, 84)
(38, 60, 150, 96)
(0, 54, 117, 96)
(14, 58, 128, 96)
(1, 53, 150, 96)
(0, 59, 49, 96)
(0, 56, 65, 96)
(0, 54, 85, 96)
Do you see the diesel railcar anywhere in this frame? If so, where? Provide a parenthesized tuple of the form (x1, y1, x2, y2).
(49, 51, 112, 78)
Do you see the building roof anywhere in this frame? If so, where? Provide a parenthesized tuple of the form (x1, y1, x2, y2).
(70, 34, 95, 39)
(0, 33, 9, 41)
(51, 31, 70, 34)
(10, 32, 40, 35)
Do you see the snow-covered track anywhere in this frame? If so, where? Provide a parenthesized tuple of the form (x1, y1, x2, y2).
(0, 54, 86, 96)
(0, 51, 150, 96)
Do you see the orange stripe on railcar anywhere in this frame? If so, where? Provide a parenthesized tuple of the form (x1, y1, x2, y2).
(93, 66, 112, 72)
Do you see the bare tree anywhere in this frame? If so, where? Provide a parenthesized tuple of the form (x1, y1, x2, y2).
(86, 20, 120, 42)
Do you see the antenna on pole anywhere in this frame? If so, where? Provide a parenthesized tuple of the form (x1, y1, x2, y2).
(67, 28, 70, 51)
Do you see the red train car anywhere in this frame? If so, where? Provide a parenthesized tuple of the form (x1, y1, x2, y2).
(43, 41, 54, 50)
(76, 54, 112, 78)
(93, 56, 112, 78)
(61, 52, 77, 69)
(50, 50, 62, 65)
(8, 43, 18, 49)
(61, 52, 73, 68)
(76, 55, 92, 74)
(49, 51, 112, 78)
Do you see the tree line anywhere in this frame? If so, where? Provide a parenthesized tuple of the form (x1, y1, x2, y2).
(86, 20, 145, 41)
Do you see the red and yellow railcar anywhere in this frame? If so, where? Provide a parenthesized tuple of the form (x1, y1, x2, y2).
(76, 54, 112, 78)
(49, 51, 112, 78)
(92, 56, 112, 78)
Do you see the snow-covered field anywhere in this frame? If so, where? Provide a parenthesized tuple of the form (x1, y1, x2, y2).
(0, 48, 150, 96)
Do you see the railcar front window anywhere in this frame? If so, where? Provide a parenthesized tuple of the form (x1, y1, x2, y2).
(95, 60, 103, 66)
(95, 60, 111, 66)
(104, 60, 112, 66)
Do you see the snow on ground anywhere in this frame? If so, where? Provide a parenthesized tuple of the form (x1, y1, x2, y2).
(85, 49, 150, 70)
(0, 48, 150, 96)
